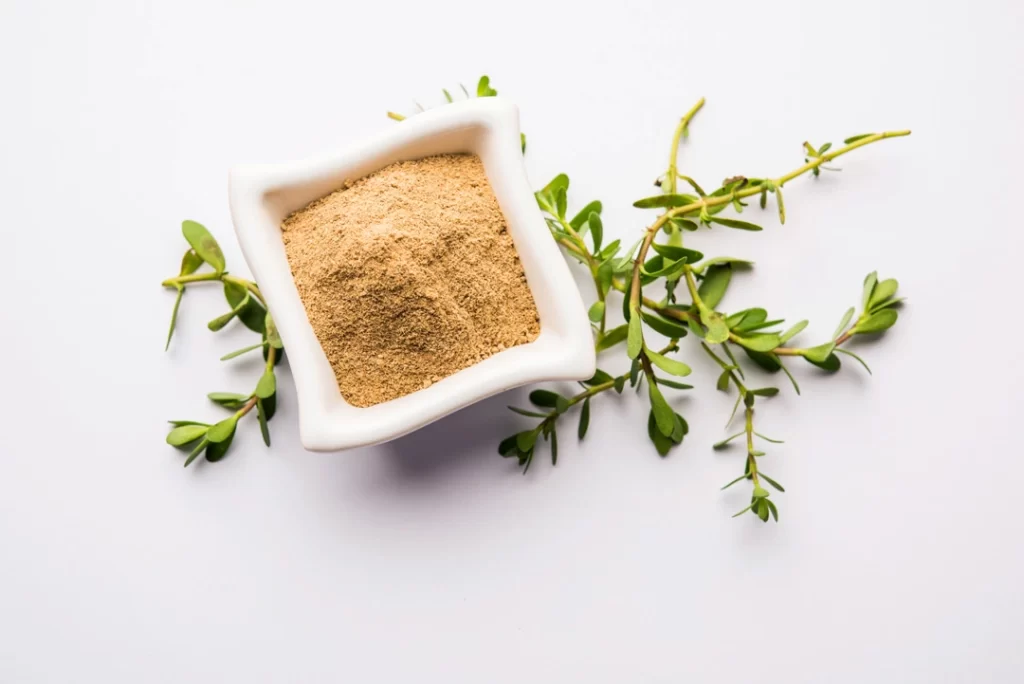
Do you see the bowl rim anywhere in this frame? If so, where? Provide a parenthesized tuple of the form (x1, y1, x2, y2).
(228, 97, 595, 451)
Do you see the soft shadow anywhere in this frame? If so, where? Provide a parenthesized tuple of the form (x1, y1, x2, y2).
(376, 391, 519, 481)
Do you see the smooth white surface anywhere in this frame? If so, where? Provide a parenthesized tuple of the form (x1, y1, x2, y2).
(1, 1, 1022, 682)
(230, 97, 594, 451)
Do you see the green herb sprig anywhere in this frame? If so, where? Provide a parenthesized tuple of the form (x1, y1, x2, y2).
(390, 77, 907, 522)
(162, 221, 283, 466)
(162, 76, 908, 523)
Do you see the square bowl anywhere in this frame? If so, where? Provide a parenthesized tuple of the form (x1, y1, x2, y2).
(228, 97, 596, 451)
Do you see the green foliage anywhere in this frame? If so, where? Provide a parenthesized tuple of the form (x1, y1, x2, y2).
(162, 224, 282, 466)
(162, 80, 910, 523)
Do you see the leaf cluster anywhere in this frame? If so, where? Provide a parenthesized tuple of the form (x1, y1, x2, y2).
(163, 221, 284, 466)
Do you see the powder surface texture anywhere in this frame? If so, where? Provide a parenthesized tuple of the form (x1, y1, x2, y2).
(281, 154, 540, 408)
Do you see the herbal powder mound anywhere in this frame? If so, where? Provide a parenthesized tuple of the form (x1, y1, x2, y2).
(281, 154, 540, 408)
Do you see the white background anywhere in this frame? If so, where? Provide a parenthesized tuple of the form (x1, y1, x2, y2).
(2, 1, 1022, 681)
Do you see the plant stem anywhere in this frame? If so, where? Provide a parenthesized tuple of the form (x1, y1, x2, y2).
(161, 271, 268, 308)
(628, 130, 910, 325)
(664, 98, 705, 195)
(744, 406, 760, 487)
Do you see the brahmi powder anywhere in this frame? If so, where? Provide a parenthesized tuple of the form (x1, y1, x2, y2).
(281, 154, 540, 408)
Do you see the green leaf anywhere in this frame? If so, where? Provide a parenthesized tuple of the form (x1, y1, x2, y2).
(613, 376, 626, 393)
(818, 142, 833, 155)
(670, 412, 688, 444)
(835, 348, 872, 374)
(716, 369, 731, 391)
(676, 175, 706, 196)
(255, 371, 276, 399)
(598, 239, 621, 261)
(224, 280, 268, 333)
(844, 133, 873, 144)
(651, 243, 704, 263)
(584, 369, 614, 386)
(722, 343, 744, 379)
(265, 313, 283, 348)
(632, 193, 700, 209)
(508, 406, 549, 418)
(578, 397, 591, 439)
(166, 424, 208, 447)
(856, 309, 898, 334)
(698, 265, 732, 309)
(756, 500, 770, 522)
(709, 216, 762, 231)
(208, 392, 249, 409)
(727, 308, 766, 330)
(750, 387, 779, 397)
(780, 320, 808, 344)
(721, 473, 749, 489)
(861, 271, 878, 310)
(647, 350, 692, 377)
(743, 348, 782, 372)
(732, 503, 755, 518)
(207, 309, 238, 332)
(640, 311, 689, 339)
(167, 420, 210, 427)
(183, 439, 209, 467)
(536, 174, 569, 213)
(529, 390, 562, 408)
(220, 342, 266, 361)
(516, 430, 537, 452)
(204, 431, 234, 462)
(714, 432, 745, 449)
(587, 212, 603, 252)
(520, 133, 527, 154)
(807, 353, 841, 372)
(498, 435, 519, 457)
(180, 250, 203, 276)
(261, 392, 277, 420)
(442, 88, 453, 103)
(206, 416, 238, 444)
(640, 255, 688, 280)
(775, 188, 786, 224)
(181, 220, 225, 274)
(690, 256, 753, 274)
(834, 307, 855, 339)
(165, 286, 184, 351)
(752, 485, 770, 499)
(733, 334, 782, 353)
(569, 201, 602, 230)
(669, 218, 699, 232)
(871, 296, 905, 313)
(627, 310, 643, 359)
(702, 312, 730, 344)
(596, 324, 628, 353)
(550, 428, 558, 465)
(760, 473, 785, 492)
(656, 378, 692, 390)
(257, 398, 271, 447)
(803, 342, 836, 363)
(765, 499, 779, 522)
(780, 363, 801, 395)
(476, 75, 497, 97)
(647, 411, 674, 456)
(754, 432, 784, 444)
(588, 301, 605, 323)
(648, 381, 675, 437)
(551, 186, 566, 219)
(868, 278, 899, 309)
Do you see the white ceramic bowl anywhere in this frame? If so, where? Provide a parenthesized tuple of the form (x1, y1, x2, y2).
(228, 97, 596, 451)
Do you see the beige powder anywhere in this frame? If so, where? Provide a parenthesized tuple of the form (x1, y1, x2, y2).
(281, 154, 540, 407)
